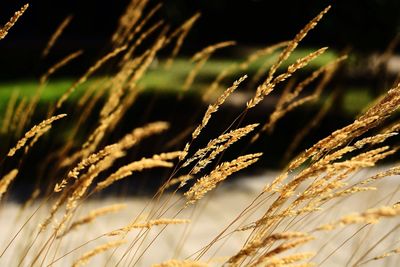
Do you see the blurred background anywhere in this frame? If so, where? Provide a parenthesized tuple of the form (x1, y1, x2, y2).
(1, 0, 400, 78)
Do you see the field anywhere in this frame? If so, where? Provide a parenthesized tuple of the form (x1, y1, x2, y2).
(0, 2, 400, 267)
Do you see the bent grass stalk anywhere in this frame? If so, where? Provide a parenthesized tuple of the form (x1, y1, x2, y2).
(0, 4, 29, 41)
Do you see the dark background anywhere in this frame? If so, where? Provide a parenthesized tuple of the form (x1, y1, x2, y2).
(0, 0, 400, 79)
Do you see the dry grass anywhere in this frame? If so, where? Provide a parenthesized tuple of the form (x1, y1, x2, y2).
(0, 4, 29, 41)
(42, 15, 73, 58)
(0, 1, 400, 267)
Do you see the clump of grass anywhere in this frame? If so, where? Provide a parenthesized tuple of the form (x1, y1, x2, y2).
(72, 240, 127, 267)
(0, 1, 400, 267)
(7, 114, 66, 157)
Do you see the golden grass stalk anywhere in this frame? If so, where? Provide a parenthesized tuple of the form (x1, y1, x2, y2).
(267, 142, 393, 200)
(40, 50, 83, 84)
(180, 76, 248, 160)
(152, 259, 208, 267)
(101, 54, 148, 121)
(0, 169, 18, 201)
(283, 91, 336, 161)
(7, 114, 67, 157)
(239, 202, 321, 232)
(246, 47, 328, 109)
(302, 147, 395, 203)
(161, 175, 192, 191)
(253, 145, 394, 239)
(16, 51, 83, 138)
(249, 56, 284, 90)
(320, 186, 376, 202)
(39, 190, 70, 231)
(88, 99, 159, 155)
(24, 125, 52, 154)
(360, 83, 400, 120)
(324, 145, 394, 175)
(124, 3, 162, 46)
(102, 36, 164, 120)
(95, 156, 175, 192)
(55, 144, 118, 192)
(56, 45, 127, 109)
(43, 150, 125, 232)
(192, 41, 236, 62)
(165, 12, 201, 68)
(201, 65, 237, 102)
(56, 121, 169, 192)
(153, 151, 184, 161)
(82, 107, 124, 158)
(288, 55, 346, 100)
(108, 218, 190, 236)
(360, 165, 400, 186)
(118, 121, 170, 148)
(72, 240, 126, 267)
(68, 146, 116, 180)
(56, 126, 167, 232)
(191, 135, 252, 175)
(370, 247, 400, 261)
(182, 123, 258, 167)
(68, 84, 109, 142)
(245, 5, 331, 110)
(239, 41, 290, 70)
(182, 41, 236, 93)
(58, 203, 127, 238)
(1, 90, 19, 134)
(286, 115, 376, 173)
(315, 205, 400, 231)
(202, 42, 289, 102)
(182, 57, 208, 93)
(42, 15, 73, 57)
(59, 153, 127, 232)
(184, 153, 262, 205)
(382, 118, 400, 133)
(76, 77, 108, 109)
(10, 96, 27, 134)
(111, 0, 149, 46)
(196, 75, 246, 139)
(255, 56, 345, 138)
(15, 101, 36, 139)
(123, 20, 164, 62)
(0, 4, 29, 41)
(290, 82, 400, 170)
(227, 232, 309, 264)
(250, 252, 315, 267)
(83, 39, 165, 156)
(254, 236, 315, 264)
(263, 6, 331, 86)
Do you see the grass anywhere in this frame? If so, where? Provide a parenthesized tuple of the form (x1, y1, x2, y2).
(0, 2, 399, 267)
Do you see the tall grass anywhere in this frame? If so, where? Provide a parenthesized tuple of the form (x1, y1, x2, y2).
(0, 1, 400, 266)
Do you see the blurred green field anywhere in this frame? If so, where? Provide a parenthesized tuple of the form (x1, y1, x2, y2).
(0, 49, 375, 115)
